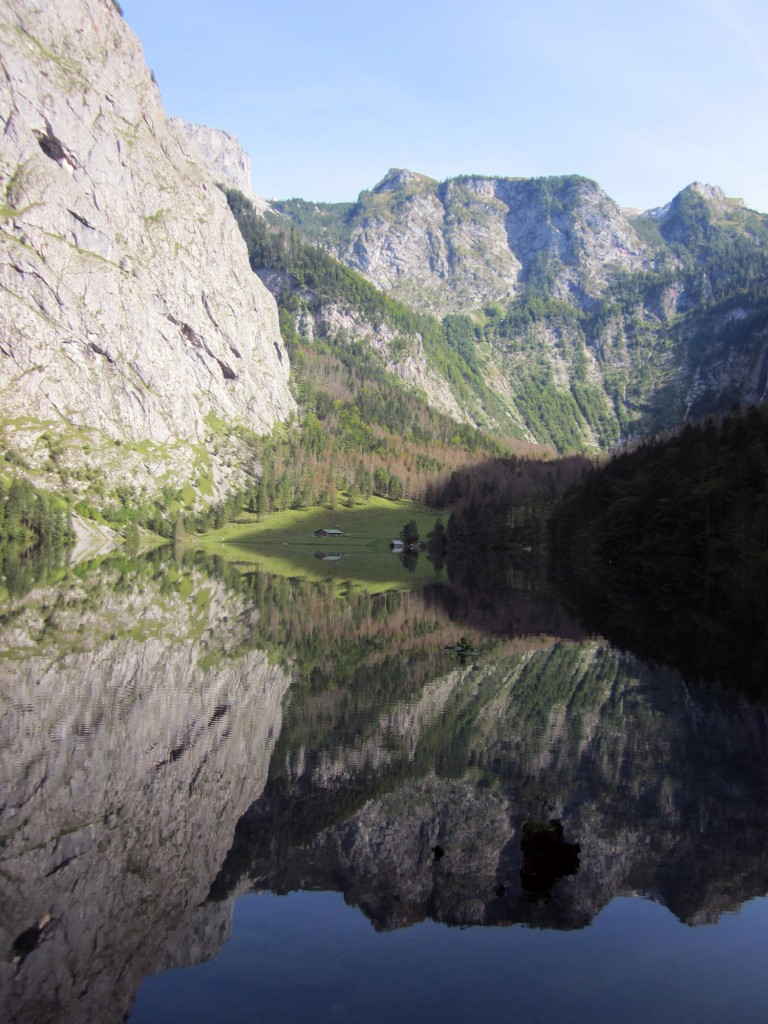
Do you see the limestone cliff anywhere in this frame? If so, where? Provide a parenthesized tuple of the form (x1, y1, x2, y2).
(274, 169, 768, 446)
(171, 117, 269, 214)
(0, 0, 294, 500)
(276, 169, 651, 317)
(259, 265, 473, 424)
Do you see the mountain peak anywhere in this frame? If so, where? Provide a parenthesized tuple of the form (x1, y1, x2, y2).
(372, 168, 436, 194)
(679, 182, 746, 210)
(642, 183, 738, 220)
(687, 182, 727, 203)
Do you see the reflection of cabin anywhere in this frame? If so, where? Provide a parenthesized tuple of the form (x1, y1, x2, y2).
(389, 539, 404, 551)
(313, 528, 345, 538)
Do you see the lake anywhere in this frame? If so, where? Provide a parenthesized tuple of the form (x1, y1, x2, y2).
(1, 547, 767, 1023)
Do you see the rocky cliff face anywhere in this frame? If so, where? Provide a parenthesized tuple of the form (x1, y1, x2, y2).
(278, 169, 652, 317)
(274, 169, 768, 446)
(0, 0, 294, 500)
(171, 117, 269, 214)
(0, 556, 292, 1023)
(260, 266, 472, 424)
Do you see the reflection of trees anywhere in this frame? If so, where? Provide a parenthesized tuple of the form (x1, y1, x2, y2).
(551, 563, 768, 698)
(1, 541, 69, 597)
(426, 518, 447, 573)
(0, 477, 75, 598)
(400, 547, 418, 572)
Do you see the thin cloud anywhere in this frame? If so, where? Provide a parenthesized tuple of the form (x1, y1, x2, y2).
(704, 0, 768, 84)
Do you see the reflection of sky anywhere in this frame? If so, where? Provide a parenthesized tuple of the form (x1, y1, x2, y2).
(132, 891, 768, 1023)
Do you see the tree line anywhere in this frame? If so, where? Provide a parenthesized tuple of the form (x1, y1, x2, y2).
(549, 406, 768, 587)
(1, 477, 75, 596)
(547, 404, 768, 694)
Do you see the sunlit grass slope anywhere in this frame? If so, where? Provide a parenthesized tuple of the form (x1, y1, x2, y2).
(194, 495, 446, 592)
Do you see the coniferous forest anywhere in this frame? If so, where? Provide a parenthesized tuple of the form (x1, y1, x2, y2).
(0, 477, 74, 595)
(548, 406, 768, 694)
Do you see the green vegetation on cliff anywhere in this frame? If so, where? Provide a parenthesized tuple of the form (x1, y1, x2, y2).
(226, 187, 500, 420)
(275, 175, 768, 451)
(0, 476, 74, 596)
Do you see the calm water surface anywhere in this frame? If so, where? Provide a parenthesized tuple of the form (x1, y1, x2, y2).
(1, 549, 766, 1023)
(131, 892, 768, 1024)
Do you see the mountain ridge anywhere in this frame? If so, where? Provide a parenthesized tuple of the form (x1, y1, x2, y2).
(267, 168, 768, 446)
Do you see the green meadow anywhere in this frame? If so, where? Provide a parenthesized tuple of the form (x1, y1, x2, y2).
(193, 495, 447, 592)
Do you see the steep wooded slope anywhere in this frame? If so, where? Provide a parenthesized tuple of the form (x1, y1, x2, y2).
(274, 173, 768, 447)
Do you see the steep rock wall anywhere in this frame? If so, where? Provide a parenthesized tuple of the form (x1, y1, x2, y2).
(0, 0, 294, 462)
(332, 170, 651, 316)
(171, 117, 269, 214)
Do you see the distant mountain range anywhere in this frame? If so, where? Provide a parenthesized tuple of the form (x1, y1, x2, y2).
(265, 171, 768, 448)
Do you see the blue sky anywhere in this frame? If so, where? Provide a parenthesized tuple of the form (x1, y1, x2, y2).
(123, 0, 768, 213)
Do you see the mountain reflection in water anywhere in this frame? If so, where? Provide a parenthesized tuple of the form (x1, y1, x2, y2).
(1, 550, 767, 1023)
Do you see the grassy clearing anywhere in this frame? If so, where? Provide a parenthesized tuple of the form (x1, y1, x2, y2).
(194, 495, 447, 592)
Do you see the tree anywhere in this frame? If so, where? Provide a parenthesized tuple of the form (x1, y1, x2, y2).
(400, 519, 419, 546)
(400, 547, 419, 572)
(388, 474, 404, 500)
(373, 467, 389, 497)
(426, 518, 447, 572)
